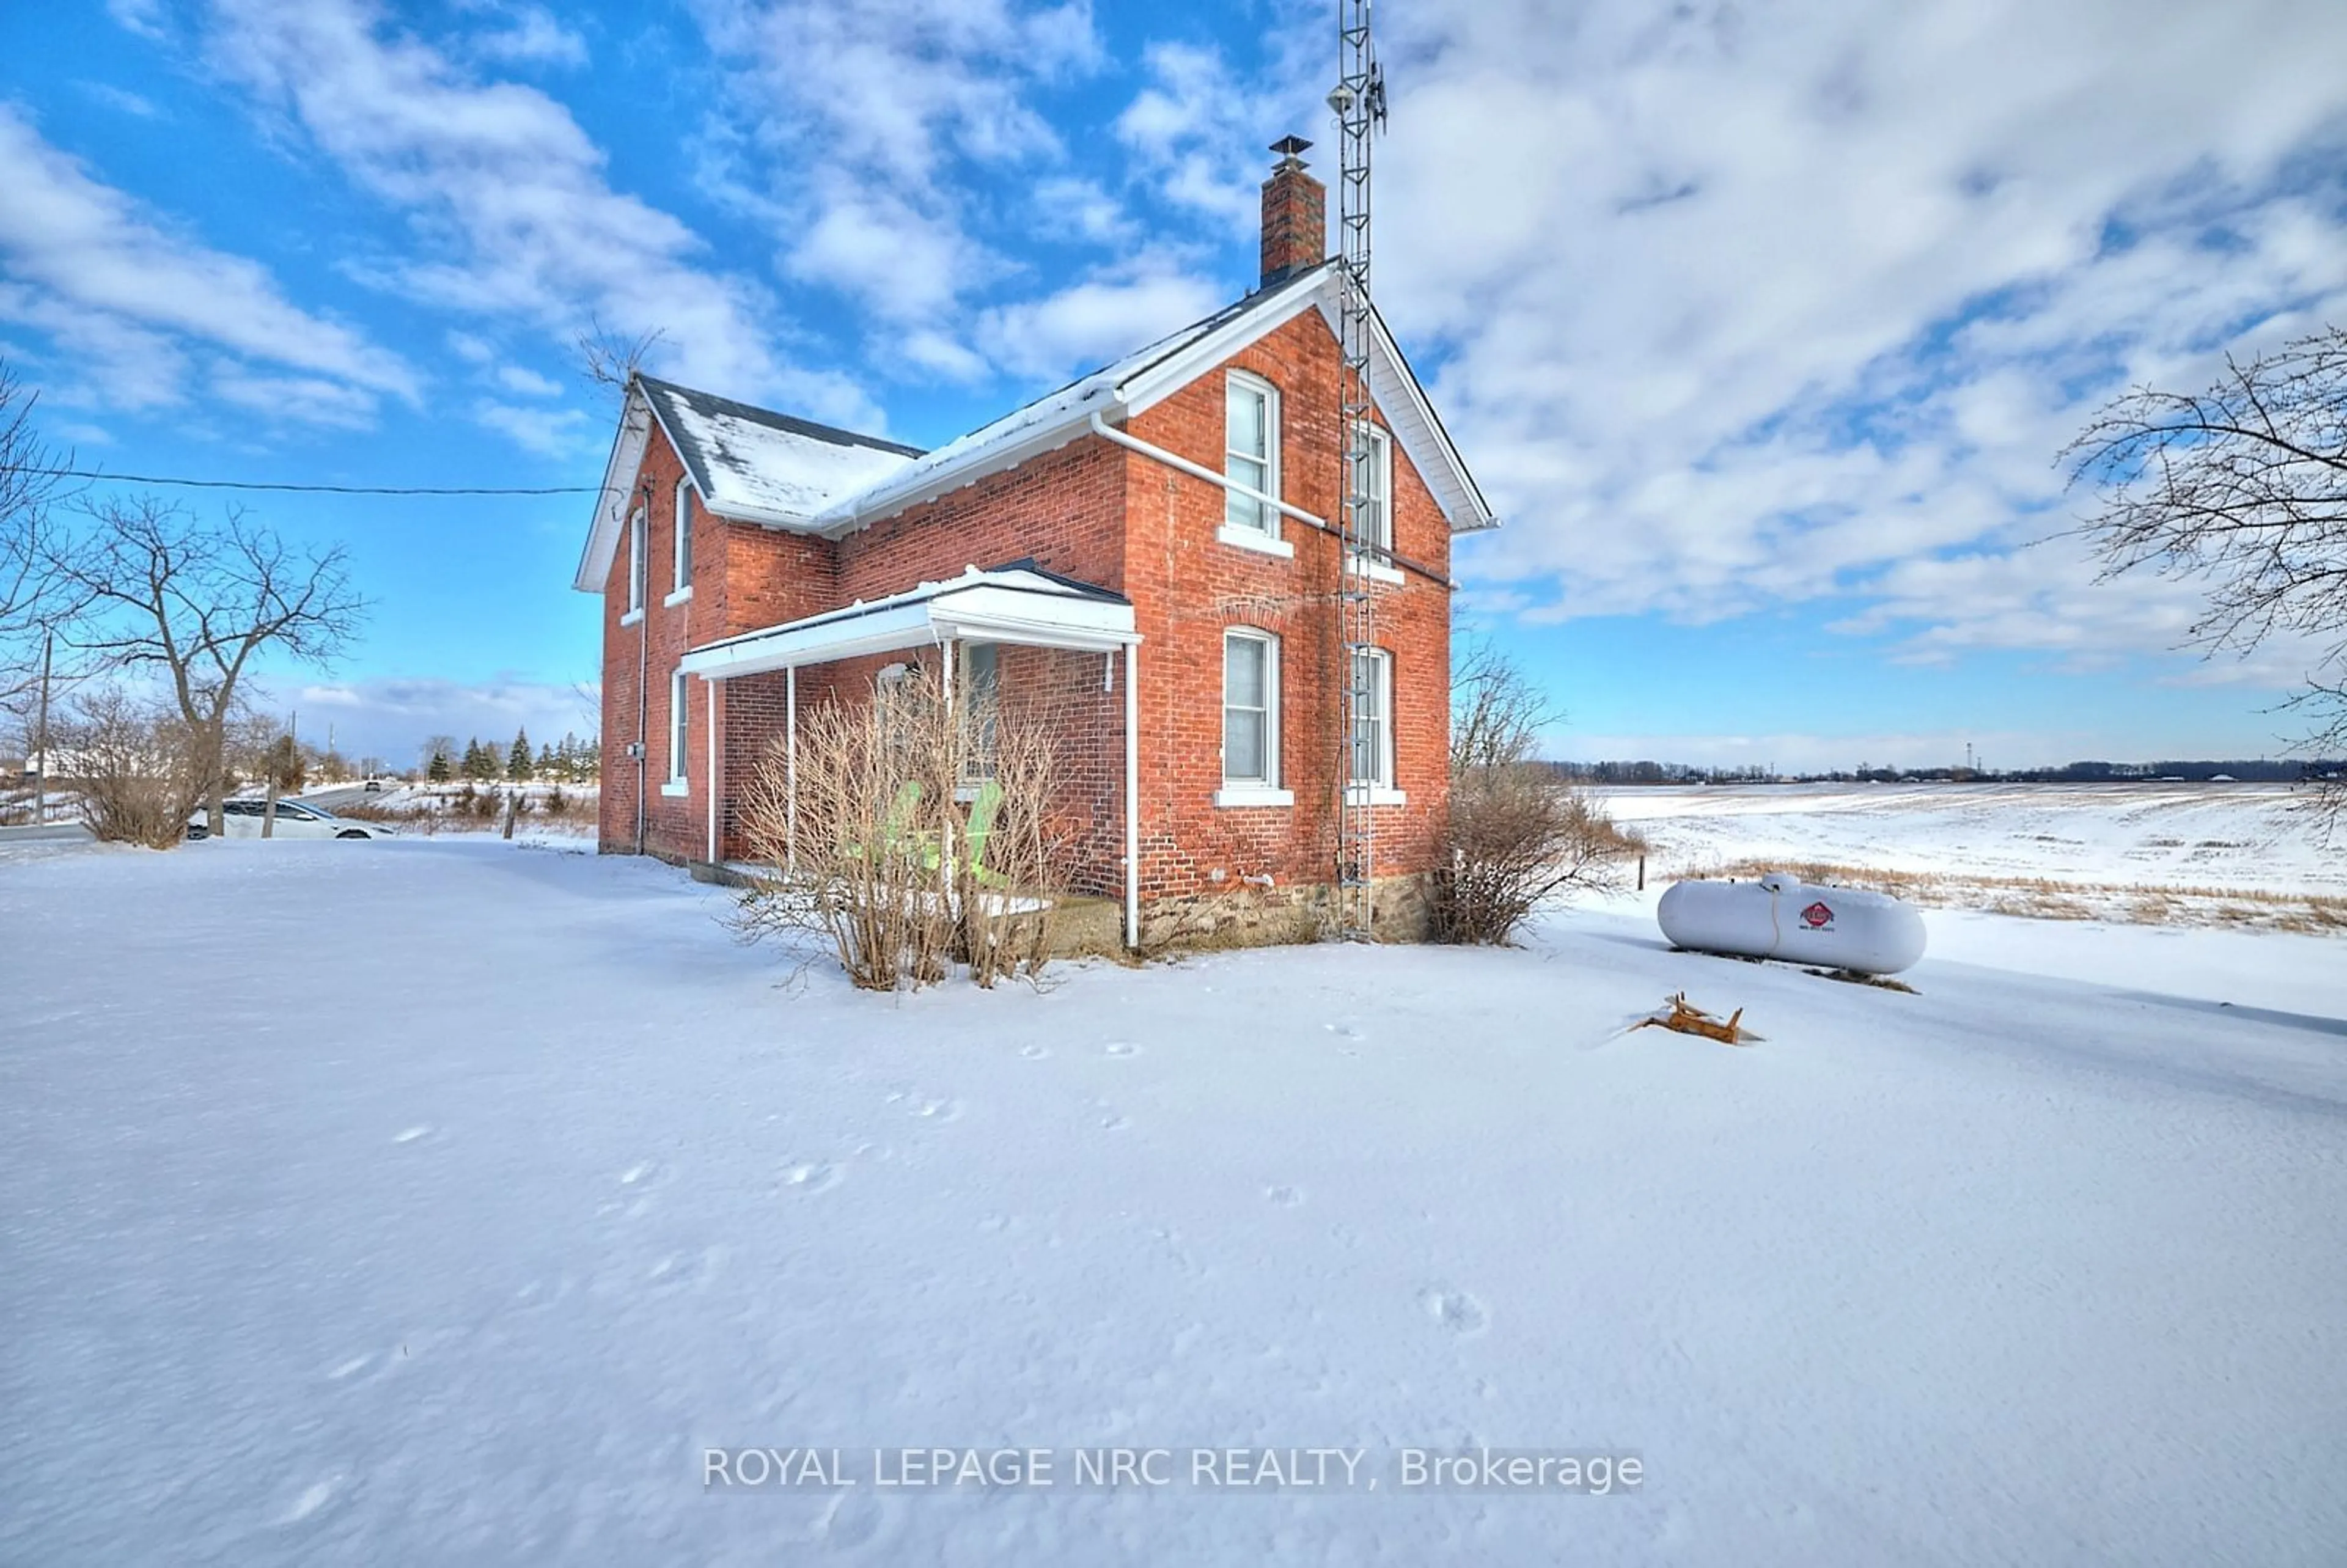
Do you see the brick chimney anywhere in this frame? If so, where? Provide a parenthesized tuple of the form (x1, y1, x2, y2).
(1259, 136, 1326, 287)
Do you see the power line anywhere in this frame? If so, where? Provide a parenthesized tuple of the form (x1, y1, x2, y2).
(29, 466, 597, 496)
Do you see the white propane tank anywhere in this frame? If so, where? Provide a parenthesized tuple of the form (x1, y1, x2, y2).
(1657, 871, 1927, 975)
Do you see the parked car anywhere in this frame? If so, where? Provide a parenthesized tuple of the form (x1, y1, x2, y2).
(363, 778, 384, 793)
(185, 799, 395, 841)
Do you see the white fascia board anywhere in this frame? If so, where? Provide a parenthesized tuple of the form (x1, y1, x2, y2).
(1307, 295, 1498, 534)
(932, 587, 1138, 651)
(808, 387, 1114, 535)
(1114, 274, 1335, 418)
(680, 603, 938, 680)
(1363, 303, 1497, 531)
(701, 497, 826, 532)
(572, 387, 653, 592)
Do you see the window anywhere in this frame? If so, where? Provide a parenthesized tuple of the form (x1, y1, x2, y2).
(1223, 372, 1279, 538)
(670, 477, 693, 599)
(1354, 423, 1392, 557)
(1217, 630, 1289, 806)
(668, 669, 689, 788)
(625, 507, 647, 617)
(961, 642, 1000, 781)
(1349, 648, 1393, 788)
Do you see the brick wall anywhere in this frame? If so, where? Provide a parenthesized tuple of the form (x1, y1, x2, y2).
(1120, 307, 1451, 908)
(595, 304, 1455, 932)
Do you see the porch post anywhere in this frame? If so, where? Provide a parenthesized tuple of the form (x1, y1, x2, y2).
(705, 675, 721, 865)
(785, 664, 798, 874)
(1123, 639, 1139, 950)
(938, 639, 954, 899)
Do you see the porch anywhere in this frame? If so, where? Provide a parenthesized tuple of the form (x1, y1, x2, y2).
(677, 563, 1143, 948)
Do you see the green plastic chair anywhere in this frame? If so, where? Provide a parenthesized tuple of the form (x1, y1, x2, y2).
(848, 780, 925, 863)
(960, 780, 1008, 888)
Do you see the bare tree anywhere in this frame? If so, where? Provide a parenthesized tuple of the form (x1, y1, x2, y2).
(48, 496, 365, 840)
(2063, 327, 2347, 828)
(575, 315, 666, 401)
(1433, 642, 1642, 943)
(1, 361, 69, 706)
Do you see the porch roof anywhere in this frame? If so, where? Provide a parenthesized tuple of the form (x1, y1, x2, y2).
(678, 562, 1138, 681)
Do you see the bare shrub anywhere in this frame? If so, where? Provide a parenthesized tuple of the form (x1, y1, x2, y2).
(735, 666, 1074, 991)
(54, 686, 202, 847)
(1433, 645, 1641, 944)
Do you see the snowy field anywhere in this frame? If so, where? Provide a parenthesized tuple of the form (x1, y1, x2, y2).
(1605, 781, 2345, 928)
(4, 837, 2344, 1564)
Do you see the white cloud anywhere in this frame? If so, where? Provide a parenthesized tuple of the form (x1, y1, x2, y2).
(689, 0, 1107, 367)
(198, 0, 875, 425)
(1373, 0, 2347, 672)
(492, 364, 560, 397)
(474, 397, 590, 457)
(0, 102, 416, 416)
(466, 5, 588, 70)
(78, 82, 164, 119)
(975, 257, 1225, 381)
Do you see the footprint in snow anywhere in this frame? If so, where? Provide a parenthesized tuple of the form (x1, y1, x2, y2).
(779, 1161, 842, 1195)
(1097, 1110, 1131, 1132)
(1103, 1041, 1139, 1058)
(1420, 1285, 1489, 1336)
(910, 1097, 962, 1123)
(1018, 1043, 1049, 1060)
(391, 1126, 433, 1145)
(647, 1247, 722, 1294)
(1265, 1185, 1304, 1207)
(274, 1473, 347, 1527)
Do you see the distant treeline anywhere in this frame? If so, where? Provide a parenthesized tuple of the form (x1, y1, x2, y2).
(1554, 759, 2345, 786)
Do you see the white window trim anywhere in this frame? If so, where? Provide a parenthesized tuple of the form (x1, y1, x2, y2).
(1218, 628, 1285, 805)
(672, 476, 694, 595)
(1218, 524, 1296, 559)
(1214, 784, 1296, 808)
(1346, 425, 1401, 583)
(625, 505, 647, 616)
(667, 668, 690, 789)
(620, 609, 644, 628)
(663, 586, 694, 608)
(1347, 647, 1401, 799)
(1222, 370, 1282, 543)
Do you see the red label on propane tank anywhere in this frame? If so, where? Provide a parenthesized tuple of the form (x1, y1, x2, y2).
(1801, 900, 1834, 928)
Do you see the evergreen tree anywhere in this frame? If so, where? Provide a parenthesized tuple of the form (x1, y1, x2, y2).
(427, 747, 451, 783)
(508, 727, 533, 781)
(537, 741, 556, 777)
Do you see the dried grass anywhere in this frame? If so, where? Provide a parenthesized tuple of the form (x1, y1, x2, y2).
(1669, 856, 2347, 934)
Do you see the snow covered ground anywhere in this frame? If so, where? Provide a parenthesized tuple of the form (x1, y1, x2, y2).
(4, 838, 2343, 1564)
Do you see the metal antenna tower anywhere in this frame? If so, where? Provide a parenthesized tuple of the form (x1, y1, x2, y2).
(1329, 0, 1385, 938)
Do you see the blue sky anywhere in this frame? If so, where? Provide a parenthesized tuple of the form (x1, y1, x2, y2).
(2, 0, 2343, 771)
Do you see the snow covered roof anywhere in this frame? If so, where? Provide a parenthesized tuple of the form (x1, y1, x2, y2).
(678, 562, 1137, 679)
(639, 378, 922, 528)
(573, 262, 1495, 593)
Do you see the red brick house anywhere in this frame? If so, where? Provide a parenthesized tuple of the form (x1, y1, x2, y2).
(574, 145, 1495, 947)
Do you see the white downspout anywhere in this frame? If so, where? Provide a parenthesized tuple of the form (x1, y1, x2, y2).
(1123, 639, 1139, 950)
(1088, 410, 1329, 531)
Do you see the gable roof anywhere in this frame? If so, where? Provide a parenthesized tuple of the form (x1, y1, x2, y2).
(642, 377, 924, 524)
(573, 263, 1496, 593)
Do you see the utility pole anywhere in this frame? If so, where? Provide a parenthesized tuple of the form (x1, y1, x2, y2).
(1329, 0, 1386, 940)
(31, 625, 51, 824)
